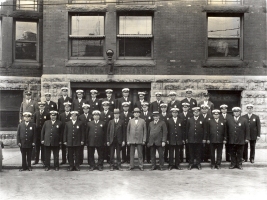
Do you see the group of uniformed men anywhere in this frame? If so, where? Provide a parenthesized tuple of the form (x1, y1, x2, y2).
(17, 87, 261, 171)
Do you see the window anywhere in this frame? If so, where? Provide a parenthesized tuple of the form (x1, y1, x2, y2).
(16, 0, 38, 11)
(71, 0, 105, 3)
(69, 15, 105, 58)
(0, 20, 2, 61)
(117, 0, 155, 4)
(15, 21, 37, 60)
(207, 0, 242, 5)
(207, 16, 241, 58)
(118, 15, 153, 58)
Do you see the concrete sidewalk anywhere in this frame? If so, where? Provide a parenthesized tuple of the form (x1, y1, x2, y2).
(1, 147, 266, 170)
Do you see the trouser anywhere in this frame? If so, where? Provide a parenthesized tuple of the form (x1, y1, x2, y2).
(169, 145, 182, 166)
(45, 146, 59, 168)
(210, 143, 223, 166)
(34, 139, 45, 163)
(179, 145, 184, 162)
(110, 140, 122, 167)
(150, 144, 164, 168)
(225, 144, 231, 161)
(68, 146, 80, 168)
(188, 143, 202, 165)
(130, 144, 143, 168)
(20, 147, 32, 170)
(185, 144, 190, 162)
(88, 146, 104, 168)
(143, 142, 151, 162)
(202, 143, 210, 161)
(230, 144, 244, 167)
(104, 145, 110, 162)
(164, 143, 169, 161)
(79, 145, 84, 164)
(61, 144, 67, 163)
(122, 145, 130, 161)
(243, 140, 256, 160)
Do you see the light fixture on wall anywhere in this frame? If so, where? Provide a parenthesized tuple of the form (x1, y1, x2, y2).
(106, 49, 114, 75)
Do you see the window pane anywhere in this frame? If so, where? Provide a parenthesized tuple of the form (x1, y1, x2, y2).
(208, 0, 241, 5)
(208, 17, 240, 38)
(71, 39, 103, 57)
(0, 20, 2, 60)
(208, 38, 239, 57)
(16, 0, 37, 11)
(119, 38, 151, 57)
(117, 0, 154, 4)
(15, 21, 37, 60)
(119, 16, 152, 34)
(71, 16, 104, 36)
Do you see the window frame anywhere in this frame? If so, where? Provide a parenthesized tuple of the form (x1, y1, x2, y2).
(68, 13, 106, 60)
(117, 13, 154, 60)
(207, 0, 243, 5)
(15, 0, 38, 12)
(14, 19, 39, 62)
(69, 0, 106, 4)
(206, 13, 243, 61)
(117, 0, 155, 5)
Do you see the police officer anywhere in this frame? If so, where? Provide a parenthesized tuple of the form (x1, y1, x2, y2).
(167, 91, 181, 115)
(102, 89, 115, 112)
(116, 88, 132, 112)
(134, 92, 146, 111)
(19, 91, 38, 123)
(88, 89, 101, 115)
(44, 92, 57, 113)
(180, 89, 197, 114)
(58, 87, 72, 114)
(72, 90, 88, 115)
(150, 92, 164, 113)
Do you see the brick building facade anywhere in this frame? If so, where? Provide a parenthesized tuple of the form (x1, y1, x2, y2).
(0, 0, 266, 143)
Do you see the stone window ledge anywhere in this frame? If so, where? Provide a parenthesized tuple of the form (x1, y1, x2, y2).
(12, 61, 42, 68)
(66, 59, 107, 67)
(9, 11, 43, 19)
(202, 59, 244, 68)
(115, 5, 157, 12)
(202, 5, 249, 13)
(66, 4, 107, 12)
(114, 60, 155, 67)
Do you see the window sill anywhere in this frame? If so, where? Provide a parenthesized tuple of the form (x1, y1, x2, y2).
(115, 5, 157, 11)
(114, 59, 155, 67)
(66, 4, 107, 12)
(202, 59, 244, 68)
(66, 59, 107, 67)
(202, 5, 249, 13)
(12, 61, 41, 68)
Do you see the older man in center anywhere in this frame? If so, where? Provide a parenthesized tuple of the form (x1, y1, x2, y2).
(127, 108, 147, 171)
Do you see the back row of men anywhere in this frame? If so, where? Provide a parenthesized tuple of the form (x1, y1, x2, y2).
(18, 87, 261, 172)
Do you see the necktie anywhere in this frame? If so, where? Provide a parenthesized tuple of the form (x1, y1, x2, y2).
(144, 112, 147, 116)
(25, 122, 28, 126)
(216, 119, 218, 123)
(52, 121, 55, 125)
(125, 112, 127, 117)
(115, 119, 118, 124)
(184, 112, 187, 117)
(40, 111, 43, 115)
(235, 117, 238, 122)
(85, 114, 87, 119)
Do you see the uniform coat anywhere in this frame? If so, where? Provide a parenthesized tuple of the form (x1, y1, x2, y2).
(180, 98, 197, 113)
(167, 117, 184, 145)
(17, 122, 36, 148)
(44, 101, 57, 113)
(167, 100, 181, 114)
(102, 97, 116, 111)
(41, 120, 63, 146)
(198, 101, 214, 115)
(88, 98, 101, 114)
(19, 100, 38, 121)
(149, 100, 164, 113)
(116, 97, 133, 112)
(200, 113, 213, 161)
(134, 100, 146, 111)
(64, 121, 85, 147)
(86, 120, 106, 147)
(72, 99, 88, 115)
(57, 96, 72, 114)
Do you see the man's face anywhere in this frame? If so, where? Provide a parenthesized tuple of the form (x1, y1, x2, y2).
(193, 110, 200, 117)
(153, 115, 159, 121)
(133, 112, 140, 118)
(65, 106, 71, 112)
(62, 91, 68, 96)
(233, 111, 240, 117)
(221, 108, 227, 114)
(213, 113, 219, 119)
(103, 105, 109, 111)
(170, 95, 175, 101)
(247, 107, 253, 114)
(50, 115, 57, 121)
(156, 95, 161, 101)
(161, 107, 167, 113)
(91, 93, 97, 98)
(25, 94, 31, 100)
(106, 93, 112, 98)
(39, 105, 44, 111)
(71, 115, 77, 121)
(45, 95, 51, 101)
(24, 116, 31, 122)
(139, 95, 144, 100)
(142, 106, 148, 112)
(201, 108, 208, 114)
(114, 113, 119, 119)
(123, 92, 129, 97)
(77, 93, 83, 99)
(123, 106, 129, 112)
(183, 106, 189, 112)
(83, 108, 89, 114)
(93, 115, 100, 121)
(186, 92, 192, 98)
(204, 96, 209, 101)
(172, 112, 178, 118)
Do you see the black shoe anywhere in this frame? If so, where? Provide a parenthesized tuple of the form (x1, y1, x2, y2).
(75, 167, 80, 171)
(55, 167, 59, 171)
(139, 167, 144, 171)
(89, 167, 94, 171)
(188, 165, 192, 170)
(67, 167, 74, 171)
(118, 167, 123, 171)
(250, 159, 254, 163)
(150, 167, 157, 171)
(32, 161, 38, 165)
(147, 160, 151, 164)
(60, 161, 66, 165)
(28, 167, 32, 171)
(168, 166, 174, 171)
(229, 165, 235, 169)
(242, 159, 247, 163)
(237, 166, 243, 170)
(176, 166, 183, 170)
(126, 160, 130, 164)
(197, 164, 202, 170)
(110, 167, 114, 171)
(159, 167, 164, 171)
(45, 167, 50, 171)
(216, 165, 221, 169)
(211, 165, 215, 169)
(98, 166, 103, 171)
(121, 160, 126, 164)
(19, 168, 27, 171)
(127, 167, 133, 171)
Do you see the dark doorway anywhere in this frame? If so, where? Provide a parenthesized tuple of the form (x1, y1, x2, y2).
(0, 90, 23, 131)
(208, 90, 242, 114)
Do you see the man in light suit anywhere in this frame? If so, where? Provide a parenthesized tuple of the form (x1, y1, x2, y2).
(58, 87, 72, 114)
(198, 92, 214, 115)
(242, 104, 261, 163)
(107, 109, 125, 171)
(19, 90, 38, 123)
(127, 108, 147, 171)
(44, 92, 57, 113)
(180, 89, 197, 114)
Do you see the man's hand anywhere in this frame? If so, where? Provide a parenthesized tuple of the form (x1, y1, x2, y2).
(202, 140, 206, 144)
(32, 143, 35, 146)
(182, 140, 185, 144)
(107, 142, 110, 146)
(127, 142, 130, 146)
(186, 139, 188, 143)
(81, 141, 84, 145)
(257, 136, 260, 141)
(166, 141, 169, 144)
(122, 141, 125, 147)
(245, 140, 249, 143)
(41, 141, 44, 144)
(59, 142, 62, 145)
(64, 142, 67, 146)
(207, 140, 210, 144)
(223, 140, 226, 144)
(162, 142, 166, 147)
(18, 143, 21, 147)
(142, 141, 145, 145)
(19, 119, 22, 123)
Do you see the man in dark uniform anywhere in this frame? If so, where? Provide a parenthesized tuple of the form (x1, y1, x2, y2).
(242, 104, 261, 163)
(186, 107, 206, 170)
(44, 92, 57, 113)
(58, 87, 72, 114)
(206, 109, 226, 169)
(102, 89, 115, 112)
(72, 90, 88, 115)
(78, 104, 92, 165)
(159, 103, 171, 162)
(147, 111, 167, 171)
(17, 112, 36, 171)
(227, 107, 249, 170)
(19, 90, 38, 123)
(139, 102, 153, 163)
(167, 108, 184, 170)
(198, 92, 214, 115)
(149, 92, 164, 113)
(119, 102, 133, 163)
(88, 89, 101, 115)
(58, 102, 72, 165)
(134, 92, 146, 111)
(41, 111, 63, 171)
(178, 102, 193, 163)
(180, 89, 197, 114)
(167, 91, 181, 115)
(32, 102, 50, 166)
(86, 110, 106, 171)
(107, 109, 125, 171)
(100, 101, 114, 163)
(116, 88, 132, 112)
(219, 104, 232, 162)
(63, 111, 84, 171)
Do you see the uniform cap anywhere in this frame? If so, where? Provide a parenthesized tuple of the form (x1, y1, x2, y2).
(212, 109, 220, 114)
(141, 102, 149, 107)
(105, 89, 113, 93)
(76, 90, 84, 94)
(152, 111, 160, 116)
(23, 112, 32, 117)
(182, 102, 190, 107)
(90, 89, 98, 94)
(185, 89, 193, 94)
(192, 107, 200, 111)
(122, 102, 130, 107)
(170, 108, 179, 112)
(133, 108, 141, 113)
(70, 111, 79, 115)
(44, 92, 51, 96)
(138, 92, 146, 96)
(160, 103, 168, 108)
(38, 102, 46, 106)
(24, 91, 32, 95)
(200, 104, 210, 109)
(220, 104, 228, 109)
(168, 91, 177, 96)
(155, 92, 162, 97)
(61, 87, 68, 91)
(63, 101, 72, 106)
(102, 101, 110, 106)
(50, 111, 58, 115)
(203, 92, 209, 97)
(232, 107, 241, 112)
(82, 104, 90, 109)
(246, 104, 254, 109)
(122, 88, 130, 93)
(92, 110, 101, 115)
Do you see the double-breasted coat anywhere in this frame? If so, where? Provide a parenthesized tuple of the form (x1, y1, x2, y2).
(180, 98, 197, 113)
(147, 120, 167, 147)
(88, 98, 101, 114)
(64, 121, 85, 147)
(17, 122, 36, 148)
(167, 117, 184, 145)
(41, 120, 63, 146)
(86, 120, 106, 147)
(33, 110, 50, 138)
(178, 112, 193, 138)
(226, 117, 250, 144)
(19, 100, 38, 121)
(44, 101, 57, 113)
(149, 100, 164, 113)
(167, 100, 181, 114)
(116, 97, 133, 112)
(57, 96, 72, 114)
(72, 99, 88, 115)
(101, 97, 116, 112)
(186, 116, 207, 143)
(242, 114, 261, 140)
(206, 118, 227, 143)
(107, 119, 125, 145)
(127, 118, 147, 144)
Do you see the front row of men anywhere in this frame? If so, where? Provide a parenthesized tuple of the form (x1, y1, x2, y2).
(17, 101, 259, 171)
